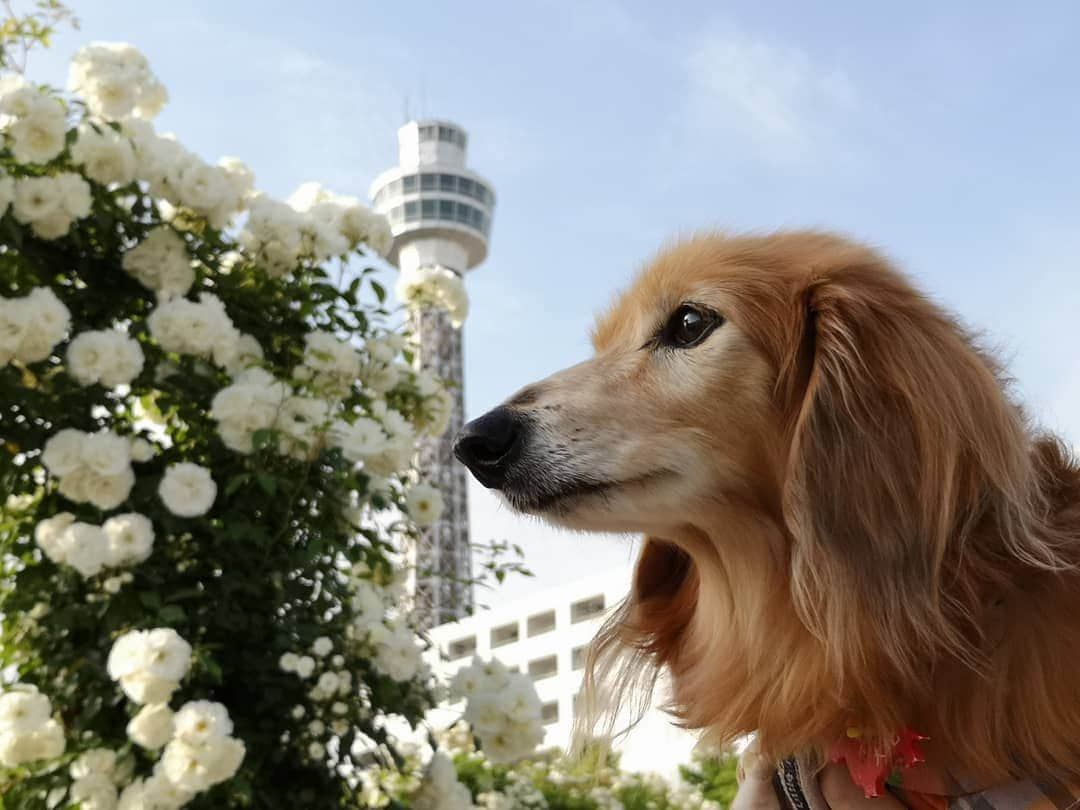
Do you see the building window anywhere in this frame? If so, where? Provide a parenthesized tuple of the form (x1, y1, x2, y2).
(448, 635, 476, 661)
(420, 173, 436, 191)
(419, 125, 436, 141)
(541, 701, 559, 725)
(458, 177, 474, 198)
(439, 199, 455, 219)
(439, 173, 457, 193)
(455, 202, 471, 224)
(571, 645, 587, 671)
(571, 595, 606, 624)
(421, 199, 436, 218)
(528, 654, 557, 681)
(387, 206, 404, 225)
(402, 175, 418, 193)
(526, 610, 555, 637)
(403, 201, 419, 221)
(490, 622, 519, 648)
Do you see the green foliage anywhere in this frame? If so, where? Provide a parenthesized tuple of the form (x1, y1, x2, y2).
(0, 0, 79, 72)
(679, 753, 740, 809)
(441, 733, 731, 810)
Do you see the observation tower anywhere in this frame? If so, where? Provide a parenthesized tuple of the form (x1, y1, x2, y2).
(369, 120, 496, 628)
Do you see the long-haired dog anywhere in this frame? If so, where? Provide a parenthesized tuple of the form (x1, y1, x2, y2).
(453, 231, 1080, 806)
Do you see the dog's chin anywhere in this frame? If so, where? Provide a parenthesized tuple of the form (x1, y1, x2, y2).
(500, 469, 675, 532)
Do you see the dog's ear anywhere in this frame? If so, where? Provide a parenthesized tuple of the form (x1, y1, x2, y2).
(778, 254, 1037, 689)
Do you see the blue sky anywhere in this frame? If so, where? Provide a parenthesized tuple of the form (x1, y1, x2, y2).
(30, 0, 1080, 606)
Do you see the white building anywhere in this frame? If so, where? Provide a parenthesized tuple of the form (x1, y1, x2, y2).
(426, 569, 700, 776)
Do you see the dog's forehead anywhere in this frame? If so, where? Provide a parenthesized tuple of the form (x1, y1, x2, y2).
(590, 238, 737, 352)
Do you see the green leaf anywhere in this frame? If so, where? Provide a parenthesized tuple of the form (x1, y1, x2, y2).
(371, 280, 387, 304)
(255, 472, 277, 495)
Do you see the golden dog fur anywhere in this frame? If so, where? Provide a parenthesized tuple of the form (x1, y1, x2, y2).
(496, 230, 1080, 786)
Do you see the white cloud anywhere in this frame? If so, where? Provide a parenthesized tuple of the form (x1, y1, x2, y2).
(683, 25, 858, 167)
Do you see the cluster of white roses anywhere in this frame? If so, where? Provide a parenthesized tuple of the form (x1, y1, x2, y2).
(121, 226, 194, 298)
(147, 292, 243, 369)
(0, 685, 66, 768)
(67, 328, 145, 387)
(395, 265, 470, 329)
(71, 121, 137, 187)
(122, 700, 245, 807)
(237, 182, 392, 278)
(346, 572, 425, 683)
(67, 747, 142, 810)
(280, 637, 362, 762)
(107, 627, 191, 705)
(476, 772, 547, 810)
(450, 657, 544, 764)
(34, 511, 154, 579)
(0, 74, 67, 164)
(0, 286, 71, 366)
(68, 41, 168, 121)
(41, 428, 138, 510)
(413, 752, 475, 810)
(209, 329, 449, 478)
(4, 168, 92, 238)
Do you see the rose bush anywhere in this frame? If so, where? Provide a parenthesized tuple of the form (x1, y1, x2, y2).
(0, 25, 477, 808)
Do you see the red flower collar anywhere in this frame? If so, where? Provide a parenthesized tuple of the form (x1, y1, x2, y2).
(829, 726, 929, 798)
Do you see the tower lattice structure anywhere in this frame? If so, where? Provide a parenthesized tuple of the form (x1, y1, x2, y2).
(370, 120, 495, 629)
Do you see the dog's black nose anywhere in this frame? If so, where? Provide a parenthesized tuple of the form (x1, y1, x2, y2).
(453, 407, 523, 489)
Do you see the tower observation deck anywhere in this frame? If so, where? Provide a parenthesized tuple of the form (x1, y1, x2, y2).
(370, 120, 495, 628)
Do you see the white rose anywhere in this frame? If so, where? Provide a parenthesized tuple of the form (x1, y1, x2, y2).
(372, 623, 420, 682)
(118, 673, 178, 706)
(80, 430, 132, 476)
(57, 172, 92, 219)
(122, 226, 193, 298)
(316, 672, 340, 694)
(67, 330, 144, 387)
(12, 287, 71, 363)
(11, 175, 60, 224)
(70, 747, 118, 781)
(41, 428, 86, 476)
(0, 717, 65, 767)
(126, 703, 174, 750)
(102, 512, 155, 567)
(82, 468, 136, 511)
(173, 700, 233, 746)
(71, 123, 137, 186)
(295, 656, 315, 679)
(311, 636, 333, 657)
(405, 483, 444, 528)
(33, 512, 76, 561)
(7, 93, 67, 165)
(158, 462, 216, 518)
(0, 688, 52, 735)
(278, 652, 300, 673)
(334, 417, 388, 463)
(56, 521, 110, 577)
(70, 772, 119, 810)
(129, 438, 155, 462)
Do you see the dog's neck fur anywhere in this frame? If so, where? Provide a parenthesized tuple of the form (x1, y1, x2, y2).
(651, 443, 1080, 788)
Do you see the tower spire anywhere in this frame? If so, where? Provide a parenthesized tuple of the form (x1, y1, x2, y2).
(370, 120, 496, 629)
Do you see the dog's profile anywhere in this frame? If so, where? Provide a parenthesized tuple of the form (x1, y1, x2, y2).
(453, 231, 1080, 805)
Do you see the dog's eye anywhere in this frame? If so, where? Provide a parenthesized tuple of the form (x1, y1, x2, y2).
(661, 305, 722, 349)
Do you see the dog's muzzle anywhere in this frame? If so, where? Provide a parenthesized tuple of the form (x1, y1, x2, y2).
(453, 406, 526, 489)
